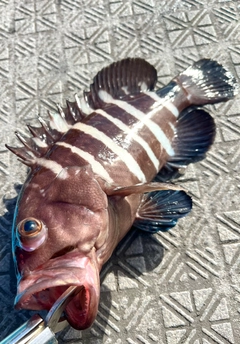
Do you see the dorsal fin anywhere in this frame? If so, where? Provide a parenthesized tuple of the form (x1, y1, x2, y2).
(7, 59, 157, 166)
(6, 94, 89, 166)
(88, 58, 157, 109)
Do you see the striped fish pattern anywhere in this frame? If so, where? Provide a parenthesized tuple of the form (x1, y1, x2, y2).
(8, 58, 238, 330)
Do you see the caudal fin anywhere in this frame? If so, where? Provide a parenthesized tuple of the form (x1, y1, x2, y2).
(176, 59, 238, 105)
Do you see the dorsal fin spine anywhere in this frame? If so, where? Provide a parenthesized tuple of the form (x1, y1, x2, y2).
(56, 104, 66, 119)
(66, 100, 77, 122)
(38, 115, 52, 136)
(15, 131, 30, 147)
(7, 95, 90, 164)
(15, 131, 42, 158)
(6, 145, 36, 164)
(27, 124, 40, 137)
(41, 113, 58, 141)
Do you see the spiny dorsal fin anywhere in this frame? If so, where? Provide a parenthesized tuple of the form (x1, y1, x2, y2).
(6, 94, 90, 167)
(6, 145, 36, 166)
(88, 58, 157, 109)
(64, 97, 88, 123)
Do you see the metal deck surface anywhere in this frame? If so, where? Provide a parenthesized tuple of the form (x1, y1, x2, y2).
(0, 1, 240, 343)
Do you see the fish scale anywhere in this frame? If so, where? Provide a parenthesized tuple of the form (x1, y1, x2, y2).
(44, 89, 177, 185)
(7, 57, 238, 330)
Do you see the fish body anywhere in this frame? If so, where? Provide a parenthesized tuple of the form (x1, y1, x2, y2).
(8, 58, 238, 329)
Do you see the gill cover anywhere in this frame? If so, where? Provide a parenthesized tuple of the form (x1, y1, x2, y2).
(44, 165, 108, 211)
(13, 164, 108, 263)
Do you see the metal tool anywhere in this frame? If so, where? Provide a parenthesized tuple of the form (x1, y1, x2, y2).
(0, 286, 81, 344)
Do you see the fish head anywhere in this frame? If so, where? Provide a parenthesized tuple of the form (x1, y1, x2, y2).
(13, 164, 109, 330)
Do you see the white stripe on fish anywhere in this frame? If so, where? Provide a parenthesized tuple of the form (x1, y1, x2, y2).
(95, 108, 160, 171)
(73, 122, 147, 182)
(36, 158, 68, 179)
(164, 102, 179, 118)
(144, 91, 179, 118)
(56, 141, 114, 183)
(98, 90, 175, 157)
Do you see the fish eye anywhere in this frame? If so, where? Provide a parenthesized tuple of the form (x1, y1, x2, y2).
(18, 218, 42, 237)
(17, 218, 47, 252)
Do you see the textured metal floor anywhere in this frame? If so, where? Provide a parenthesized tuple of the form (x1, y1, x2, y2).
(0, 1, 240, 343)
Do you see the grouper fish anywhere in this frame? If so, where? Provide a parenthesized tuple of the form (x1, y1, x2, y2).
(7, 58, 238, 329)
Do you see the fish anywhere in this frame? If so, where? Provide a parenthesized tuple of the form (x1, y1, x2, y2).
(7, 58, 238, 330)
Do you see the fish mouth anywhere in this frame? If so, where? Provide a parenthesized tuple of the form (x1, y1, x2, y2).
(14, 251, 100, 330)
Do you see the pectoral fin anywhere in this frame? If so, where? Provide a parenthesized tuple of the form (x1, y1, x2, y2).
(133, 190, 192, 232)
(106, 182, 184, 197)
(156, 107, 216, 182)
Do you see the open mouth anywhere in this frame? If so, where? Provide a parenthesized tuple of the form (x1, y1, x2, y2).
(15, 252, 100, 330)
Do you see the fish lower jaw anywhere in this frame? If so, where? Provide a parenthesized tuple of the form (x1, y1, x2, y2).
(65, 286, 96, 330)
(15, 283, 97, 330)
(15, 250, 100, 329)
(15, 283, 82, 310)
(15, 259, 100, 329)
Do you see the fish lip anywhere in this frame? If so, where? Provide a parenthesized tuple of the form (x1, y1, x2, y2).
(15, 252, 100, 330)
(14, 276, 83, 310)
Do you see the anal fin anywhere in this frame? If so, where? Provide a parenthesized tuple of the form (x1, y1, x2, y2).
(156, 107, 216, 182)
(134, 190, 192, 233)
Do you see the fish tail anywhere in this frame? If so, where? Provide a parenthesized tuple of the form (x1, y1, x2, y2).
(176, 59, 238, 105)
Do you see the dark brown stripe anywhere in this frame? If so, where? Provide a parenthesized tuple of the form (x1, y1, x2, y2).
(48, 91, 179, 183)
(48, 143, 88, 168)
